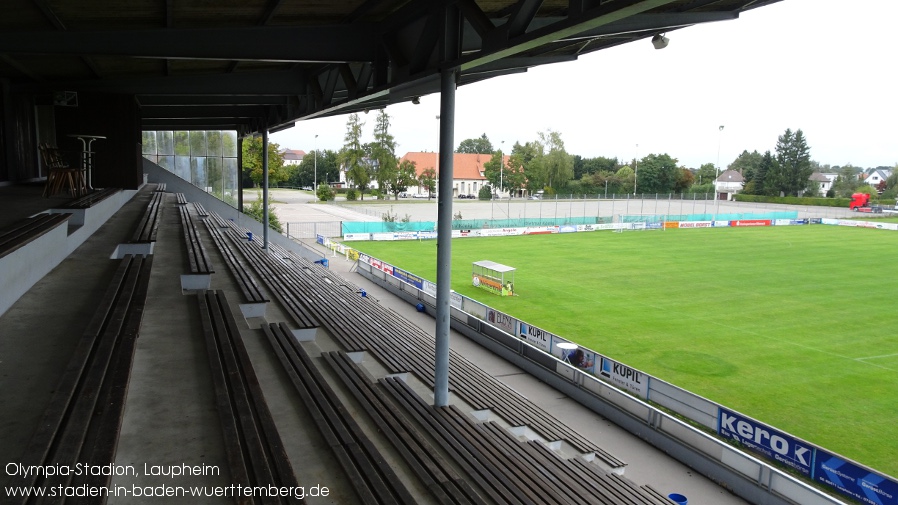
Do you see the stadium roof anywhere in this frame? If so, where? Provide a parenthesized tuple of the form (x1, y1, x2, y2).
(0, 0, 780, 136)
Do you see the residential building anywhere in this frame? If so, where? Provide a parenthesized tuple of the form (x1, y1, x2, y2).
(864, 169, 892, 192)
(282, 149, 305, 166)
(399, 152, 514, 197)
(810, 172, 835, 196)
(714, 169, 744, 200)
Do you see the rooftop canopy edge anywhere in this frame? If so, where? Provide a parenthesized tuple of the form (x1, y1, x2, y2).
(0, 0, 780, 134)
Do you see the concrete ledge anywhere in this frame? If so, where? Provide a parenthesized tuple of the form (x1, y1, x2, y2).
(180, 274, 212, 291)
(0, 222, 69, 317)
(111, 242, 154, 258)
(238, 302, 268, 319)
(291, 327, 317, 342)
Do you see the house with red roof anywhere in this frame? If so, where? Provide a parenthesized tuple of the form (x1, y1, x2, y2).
(399, 152, 513, 198)
(281, 149, 306, 166)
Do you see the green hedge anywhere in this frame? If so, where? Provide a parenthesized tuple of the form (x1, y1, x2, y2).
(733, 194, 850, 207)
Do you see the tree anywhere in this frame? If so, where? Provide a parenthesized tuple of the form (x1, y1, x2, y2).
(288, 150, 340, 189)
(731, 150, 763, 183)
(456, 134, 493, 154)
(241, 136, 288, 188)
(418, 167, 436, 199)
(695, 163, 717, 187)
(370, 110, 398, 198)
(773, 128, 812, 196)
(759, 150, 784, 196)
(675, 168, 695, 193)
(615, 166, 634, 194)
(339, 113, 369, 199)
(831, 164, 864, 197)
(243, 192, 283, 233)
(633, 153, 679, 193)
(316, 183, 335, 202)
(537, 129, 573, 191)
(390, 159, 418, 199)
(511, 141, 545, 193)
(483, 150, 505, 193)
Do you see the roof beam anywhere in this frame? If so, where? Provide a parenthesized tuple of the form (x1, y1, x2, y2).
(462, 0, 680, 71)
(141, 105, 270, 119)
(25, 69, 307, 95)
(138, 95, 291, 106)
(0, 26, 377, 63)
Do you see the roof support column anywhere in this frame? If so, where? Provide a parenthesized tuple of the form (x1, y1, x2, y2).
(434, 68, 457, 407)
(262, 129, 269, 250)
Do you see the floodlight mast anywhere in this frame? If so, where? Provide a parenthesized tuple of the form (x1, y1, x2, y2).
(715, 125, 724, 215)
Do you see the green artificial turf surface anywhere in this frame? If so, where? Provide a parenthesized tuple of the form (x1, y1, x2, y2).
(354, 225, 898, 476)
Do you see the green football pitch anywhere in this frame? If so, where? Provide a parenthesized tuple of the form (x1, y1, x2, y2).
(353, 225, 898, 477)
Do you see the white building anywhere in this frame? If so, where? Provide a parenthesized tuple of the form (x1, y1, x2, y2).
(714, 170, 744, 200)
(282, 149, 305, 166)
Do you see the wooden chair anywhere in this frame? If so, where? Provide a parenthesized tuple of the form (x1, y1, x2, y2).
(40, 144, 85, 197)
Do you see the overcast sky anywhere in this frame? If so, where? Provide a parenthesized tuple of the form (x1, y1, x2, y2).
(272, 0, 897, 170)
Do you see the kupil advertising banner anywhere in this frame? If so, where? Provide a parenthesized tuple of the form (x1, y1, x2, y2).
(598, 357, 648, 399)
(518, 322, 553, 352)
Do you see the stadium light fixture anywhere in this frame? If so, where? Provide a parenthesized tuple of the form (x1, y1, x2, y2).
(651, 33, 669, 50)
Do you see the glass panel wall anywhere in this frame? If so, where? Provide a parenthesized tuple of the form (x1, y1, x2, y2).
(142, 130, 239, 207)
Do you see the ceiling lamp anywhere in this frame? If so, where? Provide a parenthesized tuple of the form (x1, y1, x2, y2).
(651, 33, 669, 50)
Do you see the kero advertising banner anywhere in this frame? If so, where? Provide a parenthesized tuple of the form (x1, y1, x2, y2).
(518, 322, 553, 352)
(598, 357, 648, 399)
(717, 407, 813, 476)
(485, 308, 517, 335)
(815, 449, 898, 505)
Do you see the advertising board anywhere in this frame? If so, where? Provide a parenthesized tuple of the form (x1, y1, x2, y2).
(343, 233, 371, 241)
(485, 308, 517, 335)
(423, 280, 437, 298)
(717, 407, 813, 476)
(392, 266, 424, 289)
(815, 450, 898, 505)
(678, 221, 712, 229)
(551, 339, 595, 373)
(598, 357, 648, 399)
(518, 322, 553, 352)
(450, 291, 463, 309)
(577, 223, 619, 232)
(731, 219, 772, 227)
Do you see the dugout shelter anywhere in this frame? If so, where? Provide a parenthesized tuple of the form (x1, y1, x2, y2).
(472, 260, 515, 296)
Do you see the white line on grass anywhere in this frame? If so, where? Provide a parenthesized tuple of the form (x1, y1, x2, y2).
(856, 353, 898, 361)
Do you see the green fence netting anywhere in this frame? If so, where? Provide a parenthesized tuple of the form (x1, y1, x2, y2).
(342, 216, 613, 235)
(619, 211, 798, 223)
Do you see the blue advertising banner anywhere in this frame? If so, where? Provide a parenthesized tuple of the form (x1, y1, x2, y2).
(717, 408, 813, 476)
(815, 450, 898, 505)
(392, 266, 424, 289)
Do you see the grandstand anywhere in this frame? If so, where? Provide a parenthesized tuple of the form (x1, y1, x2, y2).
(1, 180, 763, 504)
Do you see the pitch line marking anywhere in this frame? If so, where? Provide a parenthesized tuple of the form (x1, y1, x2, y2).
(856, 353, 898, 361)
